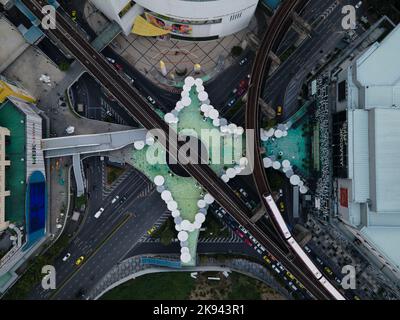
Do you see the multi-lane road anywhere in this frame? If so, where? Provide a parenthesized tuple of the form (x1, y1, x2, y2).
(22, 0, 342, 299)
(29, 163, 165, 299)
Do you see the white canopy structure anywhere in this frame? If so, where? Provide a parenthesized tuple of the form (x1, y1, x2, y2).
(184, 76, 195, 86)
(197, 199, 206, 208)
(167, 201, 178, 211)
(221, 174, 229, 182)
(272, 161, 281, 170)
(263, 157, 273, 168)
(134, 140, 145, 150)
(161, 190, 172, 201)
(226, 168, 236, 179)
(198, 91, 208, 102)
(290, 175, 301, 186)
(181, 96, 192, 107)
(178, 231, 189, 242)
(154, 175, 165, 186)
(181, 252, 191, 263)
(204, 193, 215, 204)
(282, 160, 291, 168)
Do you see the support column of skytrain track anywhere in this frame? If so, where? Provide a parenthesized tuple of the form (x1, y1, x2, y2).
(24, 0, 343, 299)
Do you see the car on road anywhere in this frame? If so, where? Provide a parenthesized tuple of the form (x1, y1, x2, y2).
(147, 226, 157, 235)
(94, 207, 105, 219)
(272, 265, 281, 274)
(244, 238, 253, 247)
(234, 229, 244, 238)
(114, 63, 123, 71)
(62, 253, 71, 262)
(276, 105, 283, 116)
(106, 57, 116, 64)
(71, 10, 77, 22)
(75, 256, 85, 266)
(239, 57, 248, 66)
(263, 255, 271, 264)
(227, 97, 236, 108)
(289, 282, 298, 291)
(239, 225, 248, 234)
(120, 195, 127, 203)
(279, 201, 285, 213)
(316, 257, 324, 266)
(75, 288, 87, 299)
(324, 266, 333, 276)
(111, 195, 120, 204)
(124, 73, 134, 84)
(239, 188, 248, 198)
(147, 96, 156, 105)
(355, 1, 362, 9)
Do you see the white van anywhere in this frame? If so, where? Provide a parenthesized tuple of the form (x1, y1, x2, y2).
(94, 207, 105, 219)
(111, 196, 119, 204)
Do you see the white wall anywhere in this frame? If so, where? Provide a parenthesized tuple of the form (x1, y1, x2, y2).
(135, 0, 259, 38)
(90, 0, 142, 35)
(91, 0, 259, 38)
(135, 0, 258, 20)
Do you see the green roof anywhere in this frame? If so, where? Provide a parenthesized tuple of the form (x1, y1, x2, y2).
(0, 100, 26, 225)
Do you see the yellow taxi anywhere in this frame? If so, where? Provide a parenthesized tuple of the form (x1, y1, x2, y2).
(147, 226, 157, 236)
(324, 266, 333, 275)
(276, 105, 283, 116)
(279, 201, 285, 213)
(71, 10, 77, 22)
(75, 256, 85, 266)
(263, 255, 271, 264)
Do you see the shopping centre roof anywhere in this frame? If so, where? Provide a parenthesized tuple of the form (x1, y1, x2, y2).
(356, 24, 400, 109)
(369, 108, 400, 213)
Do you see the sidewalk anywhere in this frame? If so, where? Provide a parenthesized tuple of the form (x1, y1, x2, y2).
(88, 254, 291, 300)
(84, 1, 260, 87)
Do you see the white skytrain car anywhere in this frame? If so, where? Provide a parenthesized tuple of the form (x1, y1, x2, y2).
(263, 194, 345, 300)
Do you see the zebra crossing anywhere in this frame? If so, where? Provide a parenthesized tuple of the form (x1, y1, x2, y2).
(138, 211, 170, 242)
(136, 183, 155, 199)
(139, 218, 243, 244)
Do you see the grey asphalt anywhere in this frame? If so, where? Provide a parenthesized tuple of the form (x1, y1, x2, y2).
(125, 242, 262, 262)
(264, 0, 362, 121)
(28, 161, 166, 299)
(52, 191, 167, 300)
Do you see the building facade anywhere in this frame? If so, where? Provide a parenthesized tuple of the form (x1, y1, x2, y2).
(333, 24, 400, 278)
(90, 0, 259, 39)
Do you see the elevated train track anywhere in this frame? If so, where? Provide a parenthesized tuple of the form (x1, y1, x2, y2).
(246, 0, 345, 299)
(25, 0, 343, 299)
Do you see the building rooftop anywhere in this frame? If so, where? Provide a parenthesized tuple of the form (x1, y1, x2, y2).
(370, 108, 400, 213)
(0, 17, 27, 73)
(0, 99, 27, 226)
(357, 24, 400, 109)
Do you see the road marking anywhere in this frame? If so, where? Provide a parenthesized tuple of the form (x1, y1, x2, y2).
(48, 213, 133, 299)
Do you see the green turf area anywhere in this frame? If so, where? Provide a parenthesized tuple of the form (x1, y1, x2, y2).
(227, 272, 264, 300)
(0, 100, 26, 225)
(100, 271, 283, 300)
(101, 272, 195, 300)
